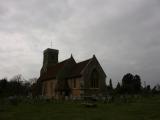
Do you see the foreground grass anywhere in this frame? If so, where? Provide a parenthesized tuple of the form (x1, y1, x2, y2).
(0, 96, 160, 120)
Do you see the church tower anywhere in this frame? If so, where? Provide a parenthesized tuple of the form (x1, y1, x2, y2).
(41, 48, 59, 74)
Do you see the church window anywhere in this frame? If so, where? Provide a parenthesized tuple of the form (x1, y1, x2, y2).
(90, 69, 99, 88)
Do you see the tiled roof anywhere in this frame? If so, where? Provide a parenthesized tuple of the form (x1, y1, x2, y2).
(68, 59, 91, 78)
(39, 58, 71, 81)
(39, 58, 91, 81)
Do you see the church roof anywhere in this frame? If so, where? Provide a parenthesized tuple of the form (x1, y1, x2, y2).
(39, 58, 72, 81)
(39, 57, 91, 81)
(68, 59, 91, 78)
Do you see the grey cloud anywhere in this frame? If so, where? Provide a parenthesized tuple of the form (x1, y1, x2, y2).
(0, 0, 159, 86)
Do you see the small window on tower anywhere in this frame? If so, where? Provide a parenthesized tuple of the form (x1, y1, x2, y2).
(73, 79, 76, 88)
(50, 82, 53, 95)
(43, 82, 47, 95)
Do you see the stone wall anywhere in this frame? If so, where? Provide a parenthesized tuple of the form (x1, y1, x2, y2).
(42, 79, 57, 98)
(81, 56, 106, 97)
(68, 77, 81, 97)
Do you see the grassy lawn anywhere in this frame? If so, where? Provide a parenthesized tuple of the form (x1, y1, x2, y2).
(0, 95, 160, 120)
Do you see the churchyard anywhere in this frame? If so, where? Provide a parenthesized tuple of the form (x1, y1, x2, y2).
(0, 95, 160, 120)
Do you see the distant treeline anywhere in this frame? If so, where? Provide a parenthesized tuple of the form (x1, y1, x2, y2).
(0, 73, 160, 98)
(106, 73, 160, 95)
(0, 74, 37, 98)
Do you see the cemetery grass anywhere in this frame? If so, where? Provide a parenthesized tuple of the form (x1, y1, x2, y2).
(0, 95, 160, 120)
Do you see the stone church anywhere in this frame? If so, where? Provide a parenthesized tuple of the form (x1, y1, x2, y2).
(38, 48, 107, 99)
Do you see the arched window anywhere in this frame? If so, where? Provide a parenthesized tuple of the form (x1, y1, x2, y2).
(90, 69, 99, 88)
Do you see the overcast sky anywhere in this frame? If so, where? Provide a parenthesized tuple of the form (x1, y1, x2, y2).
(0, 0, 160, 86)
